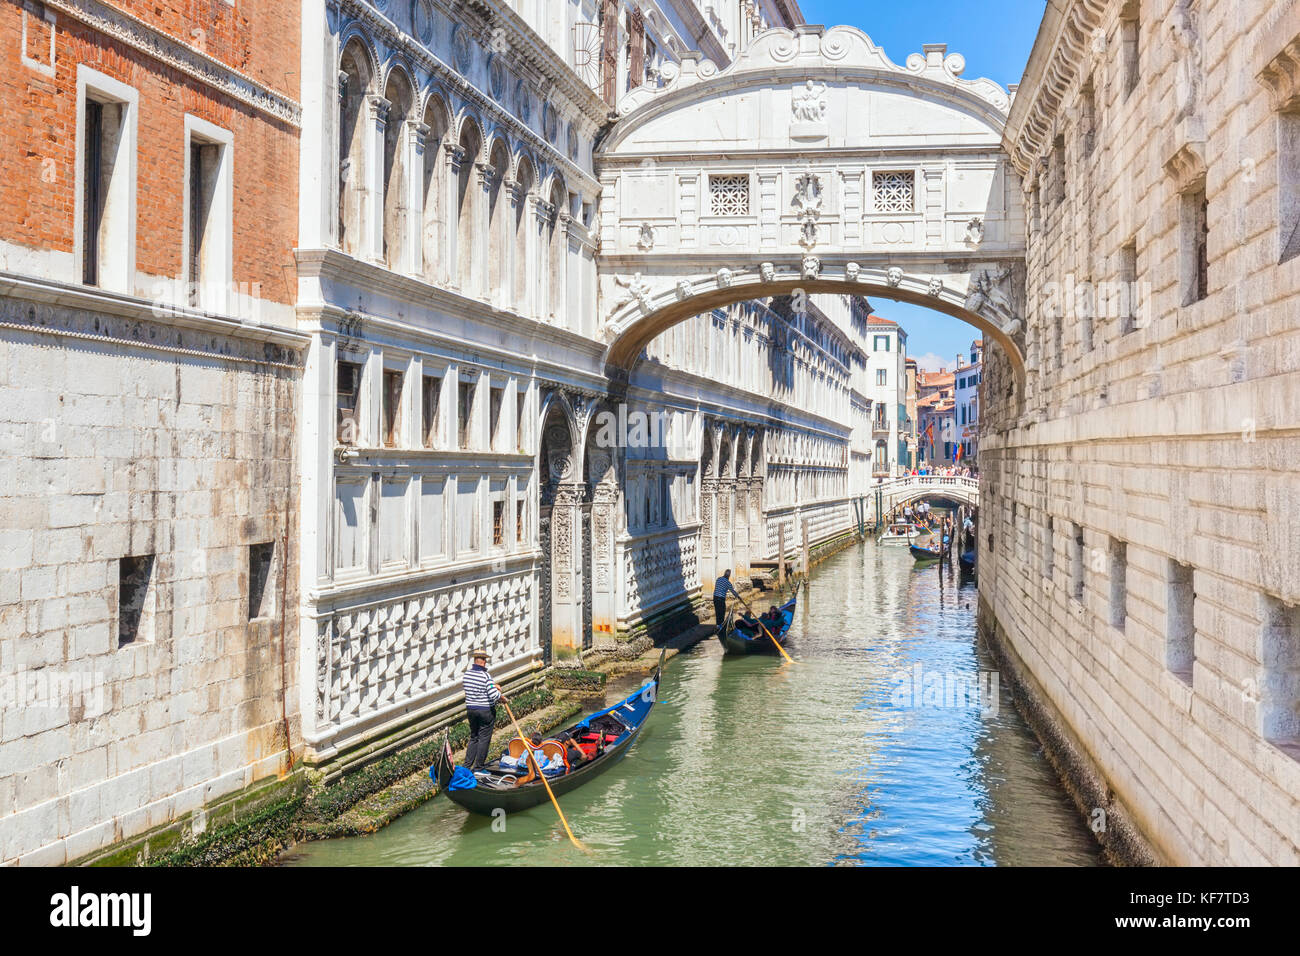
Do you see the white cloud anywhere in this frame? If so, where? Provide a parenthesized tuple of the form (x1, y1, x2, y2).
(910, 352, 950, 373)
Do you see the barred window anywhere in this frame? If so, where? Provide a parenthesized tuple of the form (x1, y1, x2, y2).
(709, 174, 750, 216)
(872, 170, 915, 213)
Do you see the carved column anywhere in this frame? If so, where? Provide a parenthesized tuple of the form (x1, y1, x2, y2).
(549, 481, 586, 658)
(404, 120, 429, 277)
(556, 211, 574, 329)
(366, 94, 391, 263)
(717, 477, 735, 579)
(502, 177, 521, 312)
(589, 480, 619, 647)
(700, 477, 717, 581)
(444, 143, 466, 289)
(535, 197, 556, 322)
(734, 477, 751, 577)
(473, 161, 496, 300)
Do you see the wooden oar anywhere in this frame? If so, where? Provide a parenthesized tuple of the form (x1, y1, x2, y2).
(493, 689, 588, 852)
(732, 588, 796, 664)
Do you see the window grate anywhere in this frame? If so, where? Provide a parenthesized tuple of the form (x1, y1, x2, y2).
(872, 171, 914, 213)
(709, 174, 750, 216)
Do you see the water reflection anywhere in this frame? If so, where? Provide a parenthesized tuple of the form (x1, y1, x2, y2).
(283, 541, 1101, 867)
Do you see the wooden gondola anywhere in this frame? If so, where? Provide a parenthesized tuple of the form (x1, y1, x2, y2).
(431, 657, 661, 816)
(718, 583, 799, 656)
(910, 543, 943, 562)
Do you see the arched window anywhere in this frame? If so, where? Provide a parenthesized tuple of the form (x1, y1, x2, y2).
(513, 156, 535, 314)
(455, 119, 482, 293)
(382, 68, 413, 272)
(420, 96, 450, 283)
(338, 38, 374, 257)
(486, 139, 510, 305)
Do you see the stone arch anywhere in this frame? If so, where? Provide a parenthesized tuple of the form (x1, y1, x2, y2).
(381, 65, 415, 272)
(601, 271, 1026, 400)
(512, 153, 537, 312)
(454, 117, 483, 292)
(420, 92, 451, 282)
(338, 35, 376, 257)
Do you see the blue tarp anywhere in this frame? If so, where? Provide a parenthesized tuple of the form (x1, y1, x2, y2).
(446, 765, 479, 791)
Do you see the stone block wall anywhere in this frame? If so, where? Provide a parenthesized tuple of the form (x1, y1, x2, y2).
(984, 0, 1300, 864)
(0, 302, 303, 865)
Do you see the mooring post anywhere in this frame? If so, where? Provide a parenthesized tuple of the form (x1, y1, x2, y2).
(801, 518, 810, 578)
(778, 523, 786, 588)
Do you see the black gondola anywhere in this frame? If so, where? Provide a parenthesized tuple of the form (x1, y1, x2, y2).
(910, 543, 942, 562)
(718, 583, 799, 655)
(431, 658, 661, 816)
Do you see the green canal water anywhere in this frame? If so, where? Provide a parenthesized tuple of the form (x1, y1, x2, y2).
(282, 539, 1102, 866)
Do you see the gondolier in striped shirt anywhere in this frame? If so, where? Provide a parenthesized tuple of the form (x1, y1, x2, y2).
(462, 647, 501, 770)
(713, 569, 740, 633)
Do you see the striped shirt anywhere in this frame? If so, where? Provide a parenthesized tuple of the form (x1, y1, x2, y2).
(462, 664, 501, 709)
(713, 575, 738, 599)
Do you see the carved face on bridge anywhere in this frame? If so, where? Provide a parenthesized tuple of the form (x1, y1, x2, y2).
(887, 267, 903, 287)
(760, 262, 776, 282)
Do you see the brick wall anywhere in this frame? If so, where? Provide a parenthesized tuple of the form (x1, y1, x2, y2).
(0, 0, 298, 305)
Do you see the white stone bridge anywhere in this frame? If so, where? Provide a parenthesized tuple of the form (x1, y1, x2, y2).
(871, 475, 980, 515)
(594, 24, 1028, 392)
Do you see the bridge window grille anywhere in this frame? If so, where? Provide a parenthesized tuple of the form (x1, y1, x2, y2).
(709, 174, 750, 216)
(872, 171, 914, 213)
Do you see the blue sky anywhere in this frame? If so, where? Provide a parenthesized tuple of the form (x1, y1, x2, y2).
(800, 0, 1045, 369)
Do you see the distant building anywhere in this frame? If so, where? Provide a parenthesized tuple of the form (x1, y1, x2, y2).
(916, 367, 956, 466)
(953, 340, 983, 468)
(904, 357, 919, 470)
(863, 314, 908, 477)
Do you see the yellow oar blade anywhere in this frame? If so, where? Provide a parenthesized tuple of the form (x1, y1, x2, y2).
(496, 695, 589, 853)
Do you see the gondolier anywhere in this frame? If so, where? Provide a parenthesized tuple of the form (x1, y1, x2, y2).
(462, 647, 500, 770)
(713, 569, 740, 632)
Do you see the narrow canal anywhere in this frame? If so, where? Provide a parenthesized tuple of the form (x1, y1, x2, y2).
(284, 539, 1102, 866)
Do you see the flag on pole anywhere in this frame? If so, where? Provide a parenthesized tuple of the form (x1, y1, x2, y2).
(955, 442, 963, 463)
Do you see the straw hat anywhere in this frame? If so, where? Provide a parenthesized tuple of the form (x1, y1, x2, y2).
(469, 647, 490, 660)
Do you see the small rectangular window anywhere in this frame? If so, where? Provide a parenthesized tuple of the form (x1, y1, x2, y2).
(1052, 135, 1066, 207)
(1119, 240, 1138, 335)
(1071, 523, 1085, 602)
(457, 380, 475, 450)
(1167, 559, 1196, 683)
(1181, 183, 1209, 305)
(184, 119, 232, 312)
(1109, 538, 1127, 630)
(337, 360, 362, 444)
(872, 170, 915, 213)
(1120, 1, 1140, 98)
(422, 374, 440, 448)
(83, 98, 105, 286)
(516, 499, 525, 544)
(876, 368, 887, 386)
(1042, 516, 1054, 580)
(1260, 596, 1300, 750)
(118, 554, 155, 646)
(708, 174, 750, 216)
(248, 543, 274, 620)
(493, 500, 505, 547)
(1080, 80, 1096, 158)
(382, 369, 403, 447)
(1279, 110, 1300, 263)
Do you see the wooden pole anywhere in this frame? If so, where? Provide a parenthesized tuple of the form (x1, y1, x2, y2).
(801, 518, 810, 578)
(778, 523, 786, 587)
